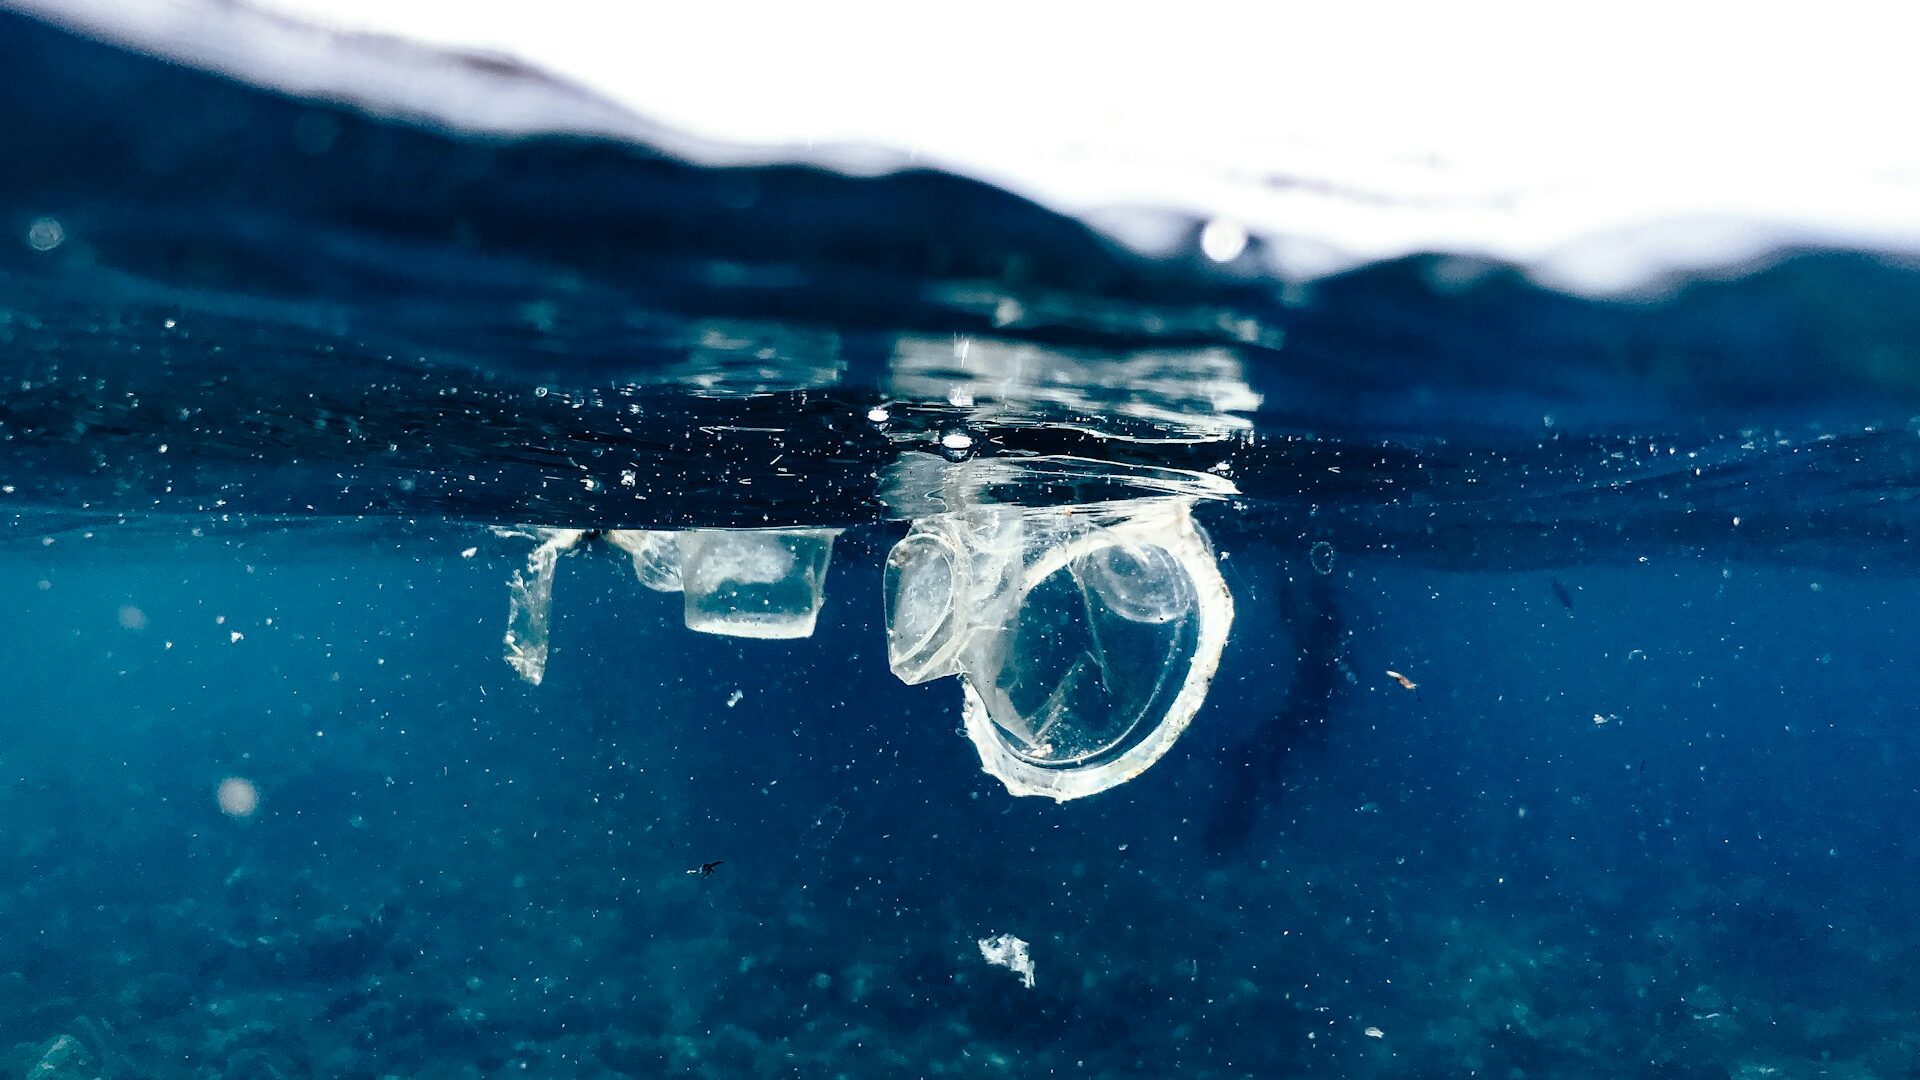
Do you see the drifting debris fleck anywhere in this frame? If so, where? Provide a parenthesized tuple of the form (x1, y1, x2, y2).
(26, 215, 64, 252)
(1550, 577, 1575, 610)
(1386, 670, 1417, 691)
(217, 776, 259, 818)
(978, 933, 1035, 989)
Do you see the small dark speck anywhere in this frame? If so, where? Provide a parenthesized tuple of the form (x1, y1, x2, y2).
(1550, 577, 1575, 611)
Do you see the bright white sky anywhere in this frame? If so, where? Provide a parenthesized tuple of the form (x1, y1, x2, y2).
(28, 0, 1920, 291)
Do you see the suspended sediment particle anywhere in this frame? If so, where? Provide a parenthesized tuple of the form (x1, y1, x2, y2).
(1385, 670, 1417, 691)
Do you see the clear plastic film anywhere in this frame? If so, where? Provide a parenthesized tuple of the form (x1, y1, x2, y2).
(501, 528, 589, 686)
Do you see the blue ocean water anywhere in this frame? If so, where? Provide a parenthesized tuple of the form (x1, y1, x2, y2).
(7, 11, 1920, 1079)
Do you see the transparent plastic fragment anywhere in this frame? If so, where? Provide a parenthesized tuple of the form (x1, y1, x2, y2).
(500, 525, 841, 684)
(884, 510, 1019, 685)
(604, 529, 683, 592)
(884, 499, 1233, 801)
(677, 529, 839, 639)
(502, 528, 587, 685)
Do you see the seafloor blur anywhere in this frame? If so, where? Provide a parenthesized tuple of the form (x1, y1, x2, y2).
(6, 517, 1920, 1079)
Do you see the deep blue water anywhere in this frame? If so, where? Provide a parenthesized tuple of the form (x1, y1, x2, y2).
(7, 10, 1920, 1079)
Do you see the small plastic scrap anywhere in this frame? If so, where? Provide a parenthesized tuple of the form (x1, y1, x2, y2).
(502, 528, 587, 686)
(977, 933, 1035, 989)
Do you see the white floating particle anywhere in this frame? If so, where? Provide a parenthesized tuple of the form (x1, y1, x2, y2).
(460, 547, 478, 558)
(229, 631, 244, 643)
(866, 406, 890, 423)
(978, 933, 1035, 989)
(25, 216, 64, 252)
(941, 431, 974, 452)
(217, 776, 259, 818)
(726, 689, 743, 708)
(1364, 1026, 1385, 1039)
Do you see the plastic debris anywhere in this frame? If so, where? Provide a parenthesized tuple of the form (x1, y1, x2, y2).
(678, 529, 837, 639)
(604, 529, 683, 592)
(502, 527, 587, 685)
(502, 526, 840, 684)
(886, 499, 1233, 801)
(977, 933, 1035, 989)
